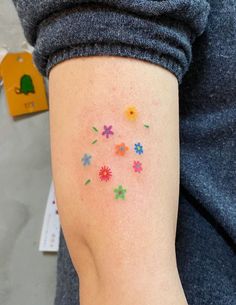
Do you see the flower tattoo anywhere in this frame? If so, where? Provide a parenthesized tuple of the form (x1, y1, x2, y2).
(134, 142, 143, 155)
(102, 125, 114, 139)
(133, 161, 143, 173)
(99, 166, 112, 182)
(114, 185, 127, 200)
(81, 153, 92, 166)
(125, 106, 138, 121)
(115, 143, 129, 156)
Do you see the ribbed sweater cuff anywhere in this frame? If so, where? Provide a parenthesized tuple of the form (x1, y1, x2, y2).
(14, 1, 210, 84)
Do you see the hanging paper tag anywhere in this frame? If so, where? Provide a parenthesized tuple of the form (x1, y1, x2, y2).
(1, 52, 48, 116)
(0, 65, 3, 88)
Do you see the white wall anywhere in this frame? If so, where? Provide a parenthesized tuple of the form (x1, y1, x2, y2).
(0, 1, 57, 305)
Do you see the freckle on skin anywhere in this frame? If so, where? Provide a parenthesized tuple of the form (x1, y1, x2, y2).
(153, 100, 159, 106)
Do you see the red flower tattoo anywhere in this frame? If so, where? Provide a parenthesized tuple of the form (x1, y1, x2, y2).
(99, 166, 112, 182)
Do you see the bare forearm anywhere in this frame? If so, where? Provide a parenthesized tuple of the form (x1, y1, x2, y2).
(49, 56, 187, 305)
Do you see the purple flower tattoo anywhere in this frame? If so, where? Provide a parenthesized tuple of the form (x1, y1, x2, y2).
(102, 125, 114, 139)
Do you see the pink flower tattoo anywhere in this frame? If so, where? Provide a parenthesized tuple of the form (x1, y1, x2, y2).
(102, 125, 114, 139)
(133, 161, 143, 173)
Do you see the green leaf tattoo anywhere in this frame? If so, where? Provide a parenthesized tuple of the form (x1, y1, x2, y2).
(92, 127, 98, 132)
(85, 179, 91, 185)
(114, 185, 127, 200)
(92, 139, 98, 144)
(144, 124, 150, 128)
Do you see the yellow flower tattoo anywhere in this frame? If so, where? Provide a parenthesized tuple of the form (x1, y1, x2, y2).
(125, 106, 138, 121)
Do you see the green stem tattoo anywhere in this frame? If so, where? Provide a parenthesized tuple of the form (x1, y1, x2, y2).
(92, 127, 98, 132)
(85, 179, 91, 185)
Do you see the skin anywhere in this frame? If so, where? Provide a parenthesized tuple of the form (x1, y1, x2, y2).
(49, 56, 188, 305)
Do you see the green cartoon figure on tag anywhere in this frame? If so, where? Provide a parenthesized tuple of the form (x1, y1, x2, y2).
(15, 74, 35, 95)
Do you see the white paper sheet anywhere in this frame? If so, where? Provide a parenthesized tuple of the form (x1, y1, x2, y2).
(39, 182, 60, 252)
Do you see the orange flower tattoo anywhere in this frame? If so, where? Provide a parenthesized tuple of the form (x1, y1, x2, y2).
(115, 143, 129, 156)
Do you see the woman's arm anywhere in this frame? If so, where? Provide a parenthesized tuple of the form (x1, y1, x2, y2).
(49, 56, 187, 305)
(12, 1, 210, 303)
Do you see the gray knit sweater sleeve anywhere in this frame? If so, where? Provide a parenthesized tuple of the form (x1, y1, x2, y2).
(13, 0, 210, 83)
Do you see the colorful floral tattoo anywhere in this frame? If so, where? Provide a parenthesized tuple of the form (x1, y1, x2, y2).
(125, 106, 138, 121)
(102, 125, 114, 138)
(133, 161, 143, 173)
(114, 185, 127, 200)
(115, 143, 129, 156)
(134, 142, 143, 155)
(81, 106, 148, 198)
(99, 166, 112, 182)
(81, 153, 92, 166)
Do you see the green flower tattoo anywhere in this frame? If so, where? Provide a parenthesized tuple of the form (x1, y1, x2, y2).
(114, 185, 127, 200)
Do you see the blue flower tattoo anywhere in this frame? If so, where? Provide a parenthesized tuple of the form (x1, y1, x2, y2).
(134, 142, 143, 155)
(82, 153, 92, 166)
